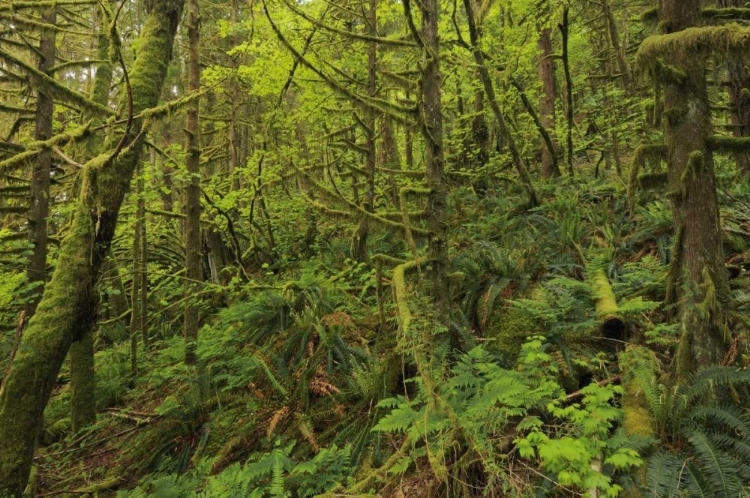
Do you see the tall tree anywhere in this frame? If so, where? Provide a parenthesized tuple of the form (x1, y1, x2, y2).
(414, 0, 450, 308)
(184, 0, 202, 365)
(0, 0, 185, 492)
(635, 0, 750, 377)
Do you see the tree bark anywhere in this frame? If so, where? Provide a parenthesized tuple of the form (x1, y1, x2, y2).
(184, 0, 202, 365)
(603, 0, 630, 86)
(559, 8, 575, 177)
(0, 3, 184, 493)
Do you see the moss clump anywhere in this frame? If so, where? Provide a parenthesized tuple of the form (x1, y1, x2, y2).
(484, 302, 545, 362)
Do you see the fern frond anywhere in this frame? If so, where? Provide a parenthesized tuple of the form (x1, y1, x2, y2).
(687, 429, 745, 497)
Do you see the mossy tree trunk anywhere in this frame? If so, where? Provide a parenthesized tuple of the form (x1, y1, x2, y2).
(417, 0, 450, 311)
(184, 0, 202, 365)
(657, 0, 730, 378)
(0, 2, 184, 494)
(70, 5, 115, 433)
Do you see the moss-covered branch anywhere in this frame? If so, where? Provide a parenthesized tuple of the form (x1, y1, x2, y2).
(263, 1, 417, 121)
(637, 24, 750, 69)
(0, 47, 114, 117)
(0, 123, 91, 174)
(0, 0, 95, 12)
(702, 8, 750, 21)
(707, 135, 750, 153)
(0, 103, 32, 115)
(393, 258, 425, 336)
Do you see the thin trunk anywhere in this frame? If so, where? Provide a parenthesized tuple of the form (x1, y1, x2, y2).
(471, 88, 490, 169)
(24, 6, 56, 319)
(405, 91, 414, 170)
(352, 0, 378, 263)
(129, 193, 141, 377)
(69, 332, 95, 433)
(138, 167, 148, 349)
(0, 5, 184, 492)
(603, 0, 630, 86)
(381, 115, 402, 207)
(537, 15, 560, 179)
(559, 8, 575, 177)
(184, 0, 202, 365)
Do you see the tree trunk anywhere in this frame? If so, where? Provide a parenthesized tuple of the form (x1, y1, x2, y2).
(657, 0, 730, 378)
(69, 4, 115, 433)
(560, 8, 575, 177)
(138, 166, 148, 349)
(603, 0, 630, 86)
(24, 6, 56, 319)
(184, 0, 202, 365)
(69, 332, 95, 433)
(352, 0, 378, 263)
(537, 6, 560, 179)
(0, 4, 184, 493)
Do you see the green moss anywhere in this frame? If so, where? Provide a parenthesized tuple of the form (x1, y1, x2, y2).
(0, 1, 185, 493)
(0, 46, 113, 117)
(485, 302, 545, 361)
(652, 60, 686, 85)
(392, 259, 424, 337)
(591, 269, 620, 323)
(665, 223, 684, 308)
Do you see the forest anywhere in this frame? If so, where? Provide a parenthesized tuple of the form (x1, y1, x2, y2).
(2, 0, 750, 496)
